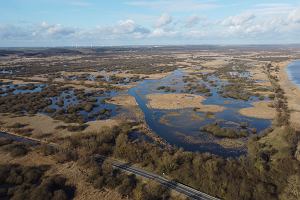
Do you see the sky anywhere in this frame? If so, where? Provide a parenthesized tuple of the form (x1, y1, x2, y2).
(0, 0, 300, 47)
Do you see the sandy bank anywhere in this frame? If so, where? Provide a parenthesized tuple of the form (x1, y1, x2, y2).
(0, 113, 117, 139)
(277, 61, 300, 130)
(0, 114, 72, 140)
(107, 94, 137, 107)
(0, 78, 41, 85)
(239, 101, 275, 119)
(85, 119, 117, 133)
(182, 68, 216, 74)
(107, 94, 145, 122)
(146, 93, 225, 112)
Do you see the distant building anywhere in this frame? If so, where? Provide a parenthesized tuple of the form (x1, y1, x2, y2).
(228, 71, 239, 77)
(228, 71, 251, 78)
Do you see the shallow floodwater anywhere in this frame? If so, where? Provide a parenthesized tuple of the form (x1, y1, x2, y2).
(287, 60, 300, 88)
(0, 83, 46, 97)
(0, 82, 119, 122)
(129, 70, 271, 157)
(47, 89, 119, 122)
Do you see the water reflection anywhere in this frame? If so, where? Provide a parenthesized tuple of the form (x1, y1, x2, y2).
(129, 69, 271, 156)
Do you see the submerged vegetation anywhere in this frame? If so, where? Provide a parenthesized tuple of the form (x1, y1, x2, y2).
(201, 123, 248, 138)
(0, 83, 116, 123)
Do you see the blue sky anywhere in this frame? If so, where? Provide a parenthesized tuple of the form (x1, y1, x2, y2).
(0, 0, 300, 46)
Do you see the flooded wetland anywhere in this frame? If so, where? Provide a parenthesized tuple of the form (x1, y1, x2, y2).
(0, 46, 298, 157)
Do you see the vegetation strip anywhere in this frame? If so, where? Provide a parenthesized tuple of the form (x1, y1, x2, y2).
(0, 130, 219, 200)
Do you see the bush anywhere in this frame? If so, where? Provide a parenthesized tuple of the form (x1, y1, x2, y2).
(2, 143, 29, 157)
(117, 174, 137, 197)
(201, 123, 248, 138)
(40, 144, 57, 156)
(83, 103, 94, 112)
(55, 149, 78, 163)
(30, 175, 75, 200)
(0, 137, 13, 146)
(66, 124, 88, 132)
(268, 94, 275, 100)
(0, 164, 75, 200)
(133, 181, 170, 200)
(7, 123, 28, 129)
(13, 128, 34, 136)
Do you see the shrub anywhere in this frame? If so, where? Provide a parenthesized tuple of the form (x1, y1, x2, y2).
(117, 174, 137, 197)
(40, 144, 57, 156)
(2, 143, 29, 157)
(66, 124, 88, 132)
(268, 94, 275, 99)
(7, 123, 28, 129)
(30, 175, 75, 200)
(0, 137, 13, 146)
(201, 123, 248, 138)
(55, 149, 78, 163)
(259, 95, 265, 100)
(13, 128, 34, 136)
(0, 164, 75, 200)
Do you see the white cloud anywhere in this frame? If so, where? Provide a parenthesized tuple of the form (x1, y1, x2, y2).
(155, 14, 173, 28)
(1, 6, 300, 46)
(222, 13, 255, 26)
(114, 19, 137, 34)
(288, 8, 300, 23)
(112, 19, 150, 36)
(39, 22, 76, 37)
(250, 3, 295, 15)
(184, 30, 207, 38)
(150, 28, 177, 38)
(77, 19, 150, 41)
(219, 9, 300, 39)
(0, 22, 76, 41)
(184, 16, 201, 28)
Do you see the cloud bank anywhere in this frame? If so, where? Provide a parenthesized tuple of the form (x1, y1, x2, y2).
(1, 3, 300, 46)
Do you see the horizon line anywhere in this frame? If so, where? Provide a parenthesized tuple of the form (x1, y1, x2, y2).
(1, 43, 300, 49)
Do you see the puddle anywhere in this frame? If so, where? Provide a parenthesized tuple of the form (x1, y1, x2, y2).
(46, 89, 119, 122)
(0, 83, 46, 96)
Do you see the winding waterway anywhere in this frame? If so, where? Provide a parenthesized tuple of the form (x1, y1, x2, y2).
(0, 69, 273, 157)
(128, 70, 271, 157)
